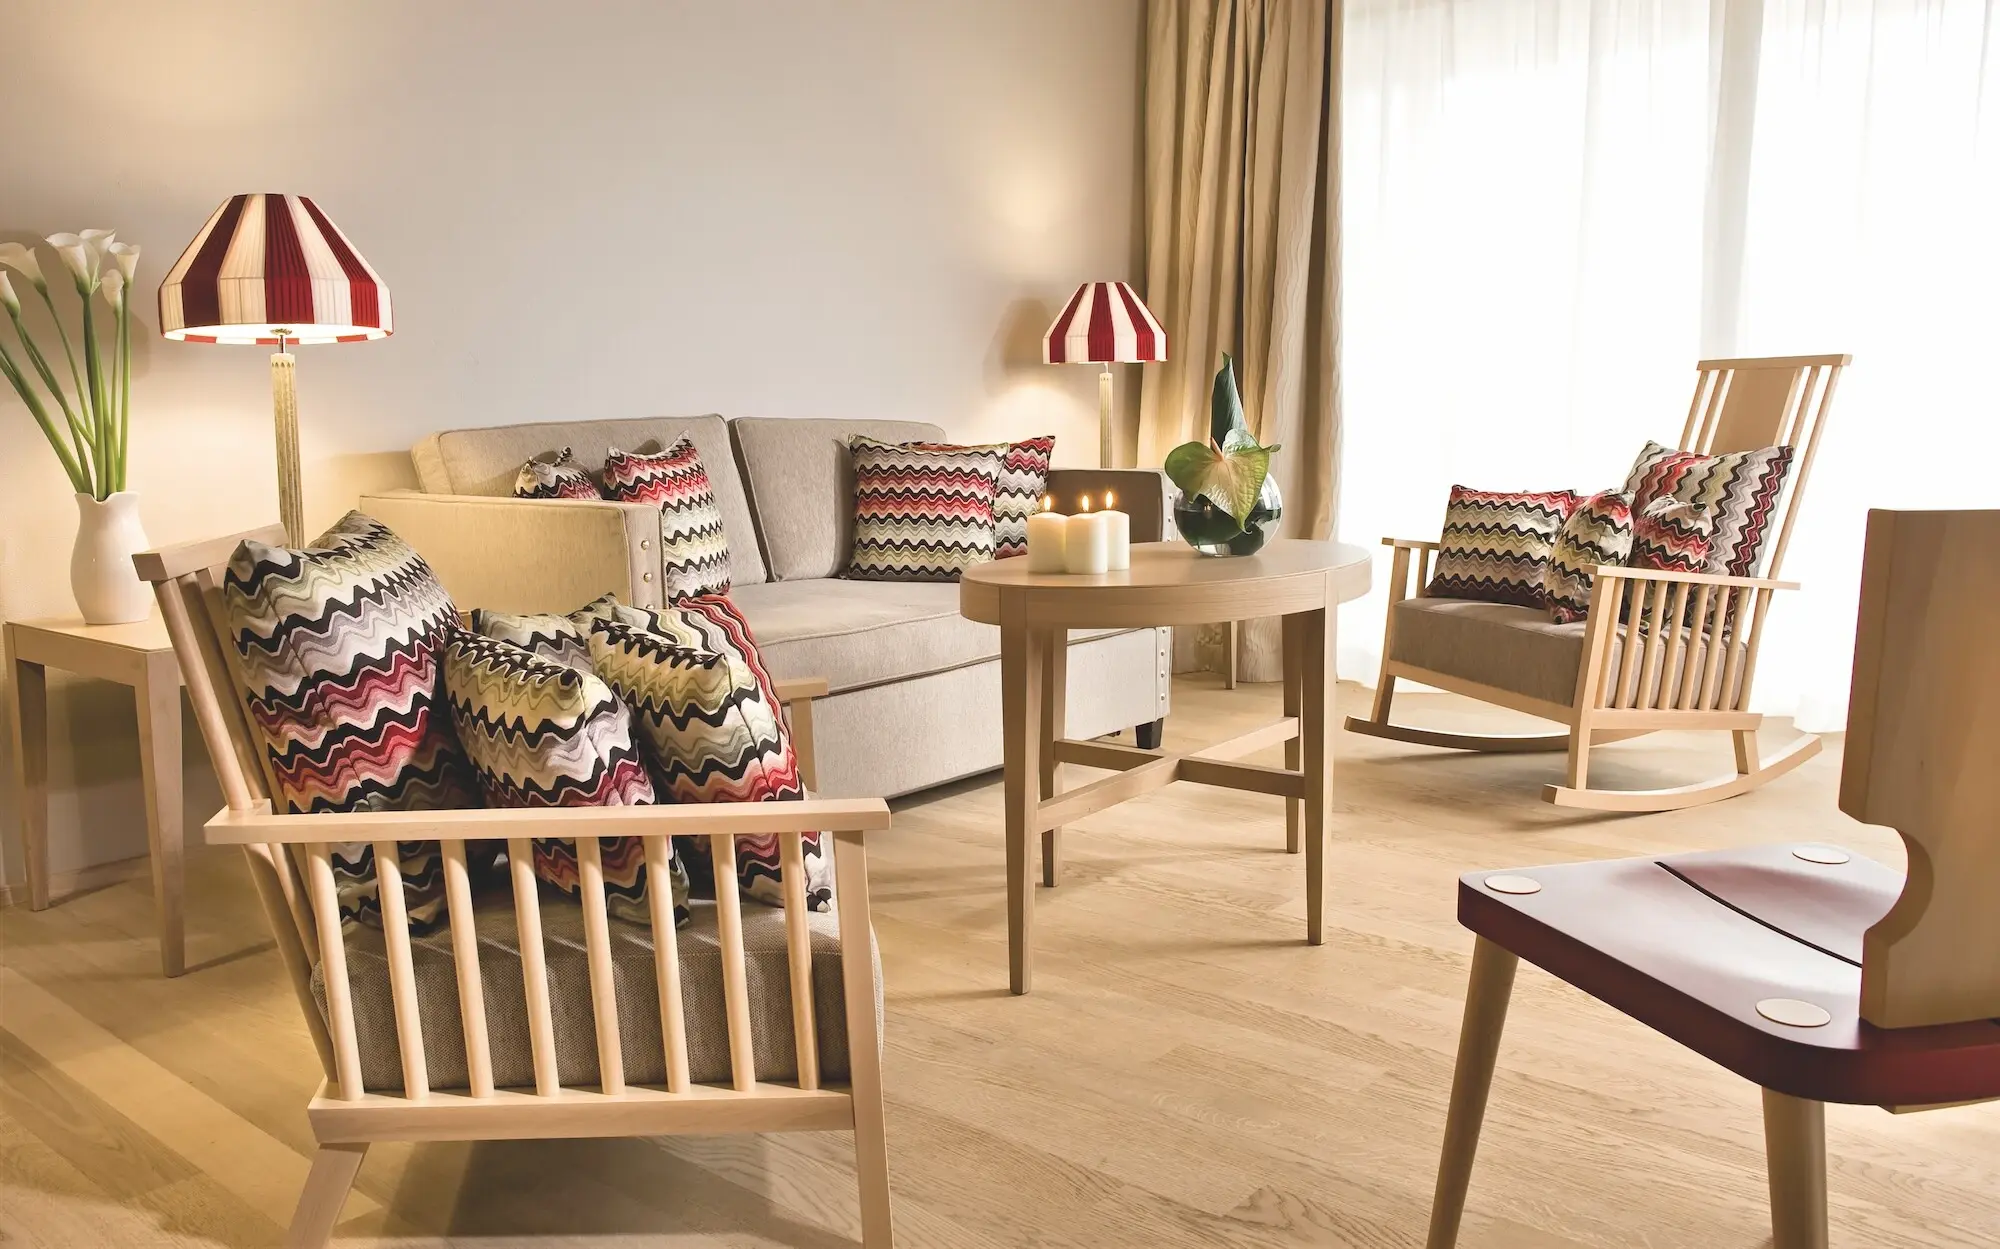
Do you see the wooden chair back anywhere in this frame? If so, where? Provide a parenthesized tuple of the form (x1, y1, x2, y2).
(1678, 353, 1850, 577)
(132, 527, 883, 1109)
(1842, 508, 2000, 1031)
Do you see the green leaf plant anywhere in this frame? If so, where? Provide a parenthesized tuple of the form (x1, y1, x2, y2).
(1162, 352, 1280, 532)
(0, 231, 139, 499)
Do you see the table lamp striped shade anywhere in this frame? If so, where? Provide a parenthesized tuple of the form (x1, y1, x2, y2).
(160, 193, 392, 345)
(1042, 280, 1166, 364)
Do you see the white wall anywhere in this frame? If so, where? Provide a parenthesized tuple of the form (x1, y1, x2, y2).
(0, 0, 1144, 884)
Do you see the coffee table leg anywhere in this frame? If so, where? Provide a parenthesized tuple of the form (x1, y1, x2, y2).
(7, 637, 51, 911)
(134, 652, 185, 977)
(1283, 613, 1303, 854)
(1000, 609, 1045, 994)
(1039, 627, 1067, 888)
(1302, 600, 1334, 945)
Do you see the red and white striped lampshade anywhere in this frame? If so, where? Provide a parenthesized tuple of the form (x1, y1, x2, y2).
(1042, 280, 1167, 365)
(160, 194, 391, 345)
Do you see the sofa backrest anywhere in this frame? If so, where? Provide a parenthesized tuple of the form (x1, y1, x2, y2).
(730, 417, 945, 581)
(412, 413, 769, 586)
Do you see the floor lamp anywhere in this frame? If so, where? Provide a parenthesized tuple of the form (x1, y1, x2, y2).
(159, 193, 392, 546)
(1043, 280, 1167, 468)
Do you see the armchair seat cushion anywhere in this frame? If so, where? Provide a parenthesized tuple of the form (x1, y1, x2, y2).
(1389, 595, 1738, 710)
(315, 889, 880, 1092)
(729, 578, 1126, 693)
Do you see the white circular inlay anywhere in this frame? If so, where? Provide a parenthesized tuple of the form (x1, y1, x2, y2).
(1757, 998, 1833, 1028)
(1792, 844, 1852, 865)
(1484, 874, 1542, 896)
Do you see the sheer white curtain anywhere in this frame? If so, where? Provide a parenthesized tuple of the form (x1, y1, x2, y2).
(1338, 0, 2000, 730)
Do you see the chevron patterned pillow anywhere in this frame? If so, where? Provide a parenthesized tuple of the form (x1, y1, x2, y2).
(1624, 440, 1793, 577)
(513, 446, 604, 500)
(1428, 487, 1582, 609)
(441, 631, 672, 927)
(468, 607, 591, 671)
(1543, 490, 1635, 623)
(221, 512, 483, 930)
(576, 593, 833, 913)
(602, 436, 733, 600)
(844, 435, 1005, 582)
(1630, 496, 1715, 574)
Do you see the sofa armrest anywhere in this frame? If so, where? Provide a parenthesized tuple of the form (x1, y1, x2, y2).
(360, 491, 663, 613)
(1044, 468, 1174, 542)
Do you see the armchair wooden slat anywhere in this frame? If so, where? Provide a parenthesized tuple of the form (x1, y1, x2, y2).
(1347, 353, 1851, 811)
(135, 527, 895, 1248)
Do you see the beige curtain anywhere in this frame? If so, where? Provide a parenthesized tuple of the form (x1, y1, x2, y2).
(1139, 0, 1342, 682)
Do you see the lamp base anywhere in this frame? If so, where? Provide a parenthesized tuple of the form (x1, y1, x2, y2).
(1098, 367, 1115, 468)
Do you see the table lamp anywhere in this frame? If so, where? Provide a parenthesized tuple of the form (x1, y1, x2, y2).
(159, 193, 392, 546)
(1042, 280, 1166, 468)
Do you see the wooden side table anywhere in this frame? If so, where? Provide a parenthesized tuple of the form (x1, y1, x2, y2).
(961, 539, 1372, 994)
(6, 614, 188, 976)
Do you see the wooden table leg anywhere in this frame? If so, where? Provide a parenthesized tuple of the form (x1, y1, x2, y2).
(1302, 597, 1334, 945)
(1000, 604, 1045, 994)
(1040, 626, 1067, 889)
(7, 633, 51, 912)
(1283, 613, 1303, 855)
(135, 651, 185, 977)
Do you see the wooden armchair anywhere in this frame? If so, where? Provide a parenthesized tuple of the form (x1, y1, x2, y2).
(1423, 508, 2000, 1249)
(134, 527, 894, 1249)
(1345, 353, 1850, 811)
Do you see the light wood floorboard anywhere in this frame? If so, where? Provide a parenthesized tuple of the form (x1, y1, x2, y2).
(2, 677, 1995, 1247)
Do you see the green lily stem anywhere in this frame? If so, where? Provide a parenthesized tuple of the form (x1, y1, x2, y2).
(79, 279, 108, 498)
(34, 283, 93, 451)
(0, 337, 91, 493)
(116, 288, 131, 492)
(5, 301, 91, 469)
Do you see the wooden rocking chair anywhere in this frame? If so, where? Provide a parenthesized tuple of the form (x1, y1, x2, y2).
(134, 527, 895, 1249)
(1345, 353, 1850, 812)
(1423, 508, 2000, 1248)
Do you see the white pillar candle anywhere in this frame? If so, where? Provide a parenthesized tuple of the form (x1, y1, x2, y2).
(1063, 495, 1111, 574)
(1101, 489, 1131, 571)
(1025, 496, 1069, 573)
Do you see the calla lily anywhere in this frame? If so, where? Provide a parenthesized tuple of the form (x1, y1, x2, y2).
(108, 241, 140, 281)
(0, 241, 47, 289)
(0, 271, 18, 316)
(45, 233, 97, 288)
(80, 228, 117, 254)
(100, 267, 125, 306)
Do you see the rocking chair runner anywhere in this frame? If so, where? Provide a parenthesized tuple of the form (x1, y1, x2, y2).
(134, 526, 895, 1249)
(1345, 353, 1851, 812)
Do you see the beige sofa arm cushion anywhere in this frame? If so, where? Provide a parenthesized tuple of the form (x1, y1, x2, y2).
(360, 491, 663, 613)
(1044, 468, 1174, 542)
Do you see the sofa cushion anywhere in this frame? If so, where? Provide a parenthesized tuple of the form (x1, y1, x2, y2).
(844, 435, 1005, 583)
(513, 447, 603, 500)
(730, 417, 945, 582)
(1389, 595, 1738, 710)
(601, 436, 733, 600)
(315, 891, 876, 1092)
(413, 414, 767, 585)
(729, 578, 1124, 694)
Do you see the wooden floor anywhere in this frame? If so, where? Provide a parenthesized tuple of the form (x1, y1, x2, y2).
(2, 678, 1995, 1248)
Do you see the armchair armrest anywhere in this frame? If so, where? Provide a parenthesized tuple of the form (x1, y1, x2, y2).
(772, 677, 829, 792)
(1589, 565, 1800, 593)
(1380, 535, 1444, 603)
(1045, 467, 1173, 542)
(774, 677, 830, 703)
(1382, 536, 1442, 551)
(206, 796, 890, 845)
(360, 490, 663, 613)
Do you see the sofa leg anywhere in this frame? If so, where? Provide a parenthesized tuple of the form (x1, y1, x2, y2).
(1134, 718, 1164, 751)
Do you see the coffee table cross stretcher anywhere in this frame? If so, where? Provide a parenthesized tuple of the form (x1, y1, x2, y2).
(959, 539, 1373, 994)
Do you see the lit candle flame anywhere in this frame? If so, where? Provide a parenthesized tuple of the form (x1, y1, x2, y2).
(1079, 494, 1092, 513)
(1040, 493, 1052, 512)
(1105, 489, 1116, 510)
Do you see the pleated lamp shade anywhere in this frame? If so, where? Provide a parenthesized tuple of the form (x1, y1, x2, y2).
(159, 193, 391, 345)
(1042, 280, 1167, 364)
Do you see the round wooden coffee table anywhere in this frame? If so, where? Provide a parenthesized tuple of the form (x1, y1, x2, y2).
(960, 538, 1372, 993)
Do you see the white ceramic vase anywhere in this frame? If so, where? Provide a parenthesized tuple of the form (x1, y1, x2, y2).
(70, 492, 153, 625)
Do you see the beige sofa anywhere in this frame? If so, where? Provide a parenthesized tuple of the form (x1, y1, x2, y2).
(361, 414, 1172, 799)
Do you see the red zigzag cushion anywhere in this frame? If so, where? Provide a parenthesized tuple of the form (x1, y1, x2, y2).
(603, 437, 734, 601)
(844, 436, 1004, 582)
(1624, 440, 1792, 577)
(1427, 487, 1582, 609)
